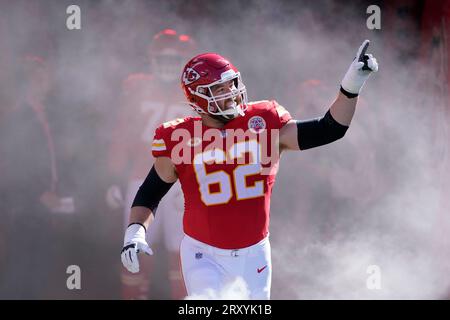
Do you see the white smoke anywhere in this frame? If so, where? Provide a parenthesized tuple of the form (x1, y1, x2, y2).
(184, 277, 251, 300)
(1, 0, 448, 300)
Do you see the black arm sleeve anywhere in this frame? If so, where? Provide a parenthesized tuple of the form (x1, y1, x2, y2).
(131, 165, 175, 216)
(296, 110, 349, 150)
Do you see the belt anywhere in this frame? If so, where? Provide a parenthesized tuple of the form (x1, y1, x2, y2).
(184, 234, 268, 257)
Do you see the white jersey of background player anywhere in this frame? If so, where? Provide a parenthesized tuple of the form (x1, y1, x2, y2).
(108, 29, 196, 299)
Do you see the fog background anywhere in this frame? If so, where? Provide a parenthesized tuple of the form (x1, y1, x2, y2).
(0, 0, 449, 299)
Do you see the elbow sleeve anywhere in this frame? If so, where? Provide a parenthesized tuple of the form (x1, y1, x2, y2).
(296, 110, 349, 150)
(131, 165, 175, 216)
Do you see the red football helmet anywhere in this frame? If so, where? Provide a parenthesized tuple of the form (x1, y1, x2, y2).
(181, 53, 248, 121)
(148, 29, 196, 83)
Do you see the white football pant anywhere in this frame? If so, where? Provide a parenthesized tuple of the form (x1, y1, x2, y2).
(180, 234, 272, 300)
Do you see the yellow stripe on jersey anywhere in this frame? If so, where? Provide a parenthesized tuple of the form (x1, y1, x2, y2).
(152, 139, 166, 151)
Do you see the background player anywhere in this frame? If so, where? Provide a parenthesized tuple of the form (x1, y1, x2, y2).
(108, 29, 196, 299)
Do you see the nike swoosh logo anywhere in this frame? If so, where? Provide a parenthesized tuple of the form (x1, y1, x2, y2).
(257, 265, 267, 273)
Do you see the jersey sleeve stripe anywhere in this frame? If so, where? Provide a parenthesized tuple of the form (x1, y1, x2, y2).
(152, 145, 167, 151)
(152, 142, 166, 147)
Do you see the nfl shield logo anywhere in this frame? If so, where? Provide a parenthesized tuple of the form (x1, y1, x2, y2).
(248, 116, 266, 134)
(195, 252, 203, 259)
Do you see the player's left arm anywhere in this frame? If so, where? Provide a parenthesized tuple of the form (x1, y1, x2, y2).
(280, 40, 378, 151)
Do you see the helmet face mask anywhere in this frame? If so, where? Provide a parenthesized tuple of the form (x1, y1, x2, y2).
(152, 49, 186, 83)
(195, 72, 247, 120)
(181, 53, 248, 122)
(149, 29, 196, 84)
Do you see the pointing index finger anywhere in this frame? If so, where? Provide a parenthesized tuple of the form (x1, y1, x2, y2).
(357, 40, 370, 62)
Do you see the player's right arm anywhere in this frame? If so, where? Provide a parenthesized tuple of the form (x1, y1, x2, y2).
(121, 156, 178, 273)
(279, 40, 378, 152)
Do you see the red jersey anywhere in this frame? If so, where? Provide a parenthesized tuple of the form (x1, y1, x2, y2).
(152, 100, 291, 249)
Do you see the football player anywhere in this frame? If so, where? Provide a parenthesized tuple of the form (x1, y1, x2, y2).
(108, 29, 196, 299)
(121, 40, 378, 299)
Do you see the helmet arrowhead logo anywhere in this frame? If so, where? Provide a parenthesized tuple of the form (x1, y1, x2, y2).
(182, 67, 200, 85)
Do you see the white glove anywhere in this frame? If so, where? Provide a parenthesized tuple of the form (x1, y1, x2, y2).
(121, 223, 153, 273)
(341, 40, 379, 95)
(106, 184, 124, 210)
